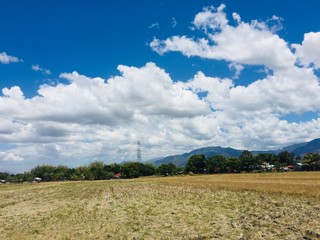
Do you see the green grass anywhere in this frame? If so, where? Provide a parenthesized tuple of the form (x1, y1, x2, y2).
(0, 172, 320, 239)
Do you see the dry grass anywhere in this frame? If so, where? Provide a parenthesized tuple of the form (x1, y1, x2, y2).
(0, 172, 320, 239)
(146, 172, 320, 198)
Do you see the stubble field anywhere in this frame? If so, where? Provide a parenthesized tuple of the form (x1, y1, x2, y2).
(0, 172, 320, 239)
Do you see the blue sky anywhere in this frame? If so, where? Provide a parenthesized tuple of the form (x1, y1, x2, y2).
(1, 0, 320, 172)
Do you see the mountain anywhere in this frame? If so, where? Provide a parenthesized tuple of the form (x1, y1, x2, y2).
(284, 138, 320, 156)
(149, 138, 320, 166)
(151, 146, 243, 167)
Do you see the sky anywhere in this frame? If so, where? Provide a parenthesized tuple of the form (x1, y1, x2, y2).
(1, 0, 320, 173)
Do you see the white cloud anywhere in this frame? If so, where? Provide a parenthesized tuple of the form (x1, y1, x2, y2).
(0, 52, 21, 64)
(0, 152, 23, 161)
(31, 64, 51, 75)
(232, 12, 241, 24)
(228, 63, 244, 79)
(193, 4, 228, 32)
(268, 15, 284, 33)
(293, 32, 320, 69)
(151, 5, 295, 71)
(1, 61, 319, 170)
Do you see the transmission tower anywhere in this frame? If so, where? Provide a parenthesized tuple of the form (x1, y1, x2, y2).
(137, 141, 142, 162)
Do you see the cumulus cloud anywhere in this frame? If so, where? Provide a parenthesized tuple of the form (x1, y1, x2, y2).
(151, 4, 295, 71)
(31, 64, 51, 75)
(0, 63, 210, 155)
(1, 60, 319, 170)
(293, 32, 320, 69)
(0, 52, 21, 64)
(193, 4, 228, 32)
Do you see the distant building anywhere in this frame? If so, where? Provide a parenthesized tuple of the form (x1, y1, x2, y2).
(114, 173, 122, 178)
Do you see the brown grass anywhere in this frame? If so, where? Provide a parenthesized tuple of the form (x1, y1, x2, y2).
(145, 172, 320, 198)
(0, 172, 320, 239)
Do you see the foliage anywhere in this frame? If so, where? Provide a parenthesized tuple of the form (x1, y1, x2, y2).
(239, 150, 257, 171)
(139, 163, 157, 176)
(120, 162, 141, 178)
(89, 161, 108, 180)
(185, 154, 206, 174)
(104, 163, 121, 174)
(277, 151, 295, 165)
(303, 153, 320, 170)
(157, 163, 178, 176)
(225, 157, 241, 173)
(119, 162, 155, 178)
(207, 155, 227, 173)
(255, 153, 276, 164)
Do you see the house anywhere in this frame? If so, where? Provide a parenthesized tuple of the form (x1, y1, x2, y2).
(281, 165, 294, 172)
(114, 173, 121, 178)
(260, 162, 274, 171)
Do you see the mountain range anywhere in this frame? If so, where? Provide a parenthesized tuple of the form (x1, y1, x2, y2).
(149, 138, 320, 167)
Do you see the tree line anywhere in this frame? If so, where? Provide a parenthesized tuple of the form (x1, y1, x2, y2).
(185, 151, 320, 174)
(0, 151, 319, 182)
(0, 161, 183, 183)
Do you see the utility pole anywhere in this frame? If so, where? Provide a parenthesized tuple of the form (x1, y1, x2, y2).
(137, 141, 142, 162)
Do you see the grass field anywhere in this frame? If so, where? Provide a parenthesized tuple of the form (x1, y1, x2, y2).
(1, 172, 320, 239)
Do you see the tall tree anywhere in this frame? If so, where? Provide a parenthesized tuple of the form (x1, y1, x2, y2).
(277, 151, 295, 165)
(303, 153, 320, 171)
(239, 150, 256, 171)
(226, 157, 241, 173)
(89, 161, 107, 180)
(185, 154, 206, 174)
(157, 163, 178, 176)
(207, 155, 227, 173)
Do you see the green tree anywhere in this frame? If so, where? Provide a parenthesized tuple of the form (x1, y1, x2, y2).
(239, 150, 256, 171)
(185, 154, 206, 174)
(0, 172, 9, 181)
(120, 162, 141, 178)
(72, 166, 94, 180)
(139, 163, 156, 176)
(52, 165, 69, 181)
(303, 153, 320, 171)
(104, 163, 121, 174)
(207, 155, 227, 173)
(255, 153, 276, 164)
(226, 157, 241, 173)
(30, 165, 55, 181)
(157, 163, 178, 176)
(89, 161, 107, 180)
(277, 151, 295, 165)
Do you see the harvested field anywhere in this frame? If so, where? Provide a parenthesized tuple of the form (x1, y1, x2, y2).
(0, 172, 320, 239)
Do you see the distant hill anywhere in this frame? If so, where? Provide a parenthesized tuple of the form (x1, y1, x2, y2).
(149, 138, 320, 166)
(283, 138, 320, 156)
(151, 146, 243, 167)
